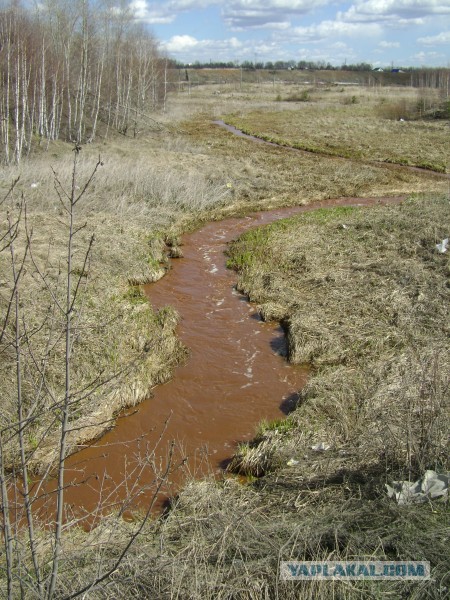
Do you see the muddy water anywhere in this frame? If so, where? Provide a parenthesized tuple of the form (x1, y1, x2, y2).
(35, 197, 403, 521)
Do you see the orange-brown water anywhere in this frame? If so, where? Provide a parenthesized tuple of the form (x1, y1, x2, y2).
(28, 197, 404, 524)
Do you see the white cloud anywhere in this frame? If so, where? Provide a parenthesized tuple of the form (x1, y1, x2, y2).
(332, 41, 349, 49)
(164, 35, 200, 52)
(225, 0, 328, 9)
(168, 0, 217, 7)
(339, 1, 450, 24)
(128, 0, 221, 23)
(418, 30, 450, 45)
(288, 19, 381, 42)
(163, 35, 243, 56)
(247, 20, 292, 30)
(129, 0, 175, 24)
(397, 17, 425, 25)
(222, 0, 331, 29)
(412, 49, 446, 64)
(379, 40, 400, 47)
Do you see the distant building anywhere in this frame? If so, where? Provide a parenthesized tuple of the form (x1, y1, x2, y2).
(373, 67, 384, 72)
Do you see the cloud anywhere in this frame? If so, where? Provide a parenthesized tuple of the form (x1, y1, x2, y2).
(288, 19, 381, 42)
(128, 0, 175, 24)
(244, 20, 292, 30)
(166, 0, 222, 11)
(128, 0, 221, 23)
(339, 1, 450, 24)
(418, 30, 450, 45)
(332, 41, 349, 49)
(167, 0, 217, 7)
(412, 49, 446, 64)
(163, 34, 243, 56)
(163, 32, 306, 62)
(378, 40, 401, 47)
(222, 0, 331, 29)
(164, 35, 201, 52)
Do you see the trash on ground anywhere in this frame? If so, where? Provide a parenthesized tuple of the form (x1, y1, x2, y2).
(311, 442, 330, 452)
(435, 238, 448, 253)
(386, 470, 449, 505)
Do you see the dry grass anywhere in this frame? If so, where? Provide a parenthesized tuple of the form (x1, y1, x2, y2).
(224, 86, 449, 173)
(21, 473, 446, 599)
(1, 83, 449, 597)
(227, 195, 449, 479)
(0, 144, 233, 471)
(13, 193, 446, 600)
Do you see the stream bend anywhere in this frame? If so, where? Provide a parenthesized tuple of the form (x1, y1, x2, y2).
(36, 196, 404, 519)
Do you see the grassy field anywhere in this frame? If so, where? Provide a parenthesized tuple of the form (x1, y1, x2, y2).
(2, 82, 446, 472)
(0, 81, 449, 597)
(226, 195, 449, 479)
(224, 86, 449, 172)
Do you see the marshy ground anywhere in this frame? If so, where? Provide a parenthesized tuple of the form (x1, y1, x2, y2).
(1, 78, 448, 598)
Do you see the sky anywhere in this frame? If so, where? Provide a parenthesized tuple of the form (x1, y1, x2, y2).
(127, 0, 450, 67)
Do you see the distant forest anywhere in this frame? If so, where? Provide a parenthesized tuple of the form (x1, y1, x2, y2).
(174, 59, 450, 82)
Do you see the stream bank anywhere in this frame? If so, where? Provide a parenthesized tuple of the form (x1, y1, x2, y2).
(33, 196, 405, 521)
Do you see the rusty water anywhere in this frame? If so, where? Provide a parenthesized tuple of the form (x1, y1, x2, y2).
(31, 197, 404, 523)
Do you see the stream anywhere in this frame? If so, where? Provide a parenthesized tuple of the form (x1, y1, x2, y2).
(17, 115, 441, 525)
(213, 120, 450, 179)
(27, 196, 406, 524)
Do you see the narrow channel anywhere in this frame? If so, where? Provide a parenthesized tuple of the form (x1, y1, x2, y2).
(213, 120, 450, 179)
(35, 197, 403, 521)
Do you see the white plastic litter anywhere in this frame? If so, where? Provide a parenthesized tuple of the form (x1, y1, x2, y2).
(30, 182, 39, 188)
(311, 442, 330, 452)
(435, 238, 448, 253)
(287, 458, 300, 467)
(386, 470, 449, 505)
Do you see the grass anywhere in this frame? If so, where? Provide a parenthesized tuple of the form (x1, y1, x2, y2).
(223, 86, 449, 173)
(36, 470, 448, 598)
(0, 144, 233, 471)
(226, 192, 449, 478)
(23, 192, 447, 599)
(140, 192, 449, 599)
(0, 81, 449, 597)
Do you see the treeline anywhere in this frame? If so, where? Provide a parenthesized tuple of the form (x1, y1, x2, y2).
(176, 59, 450, 85)
(0, 0, 167, 164)
(176, 59, 360, 71)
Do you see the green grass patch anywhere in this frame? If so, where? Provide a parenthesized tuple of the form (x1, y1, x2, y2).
(256, 416, 296, 438)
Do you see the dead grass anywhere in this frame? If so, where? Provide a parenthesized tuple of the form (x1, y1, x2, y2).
(0, 121, 238, 471)
(27, 472, 447, 598)
(0, 204, 188, 472)
(1, 83, 449, 597)
(227, 195, 449, 478)
(169, 192, 450, 598)
(223, 86, 449, 173)
(43, 192, 448, 599)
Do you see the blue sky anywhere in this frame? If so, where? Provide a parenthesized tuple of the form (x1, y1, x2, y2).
(128, 1, 450, 67)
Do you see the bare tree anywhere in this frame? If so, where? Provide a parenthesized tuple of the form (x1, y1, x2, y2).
(0, 0, 166, 163)
(0, 150, 178, 598)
